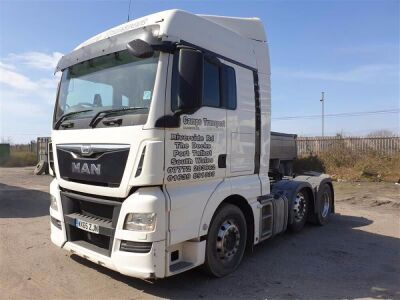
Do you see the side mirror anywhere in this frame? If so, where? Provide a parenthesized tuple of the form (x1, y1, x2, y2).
(175, 48, 203, 113)
(127, 39, 154, 58)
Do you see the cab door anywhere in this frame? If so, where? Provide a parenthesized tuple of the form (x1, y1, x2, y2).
(165, 57, 227, 184)
(164, 52, 228, 245)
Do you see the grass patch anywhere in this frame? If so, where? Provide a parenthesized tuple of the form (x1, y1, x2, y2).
(0, 151, 37, 167)
(294, 148, 400, 183)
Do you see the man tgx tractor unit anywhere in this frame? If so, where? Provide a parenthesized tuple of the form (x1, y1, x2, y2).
(49, 10, 334, 278)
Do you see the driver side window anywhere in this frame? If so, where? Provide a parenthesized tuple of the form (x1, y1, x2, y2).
(171, 53, 237, 112)
(203, 60, 221, 108)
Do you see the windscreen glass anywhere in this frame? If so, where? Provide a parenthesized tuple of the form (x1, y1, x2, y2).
(54, 50, 159, 123)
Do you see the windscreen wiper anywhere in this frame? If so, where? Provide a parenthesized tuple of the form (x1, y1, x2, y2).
(54, 109, 93, 129)
(89, 107, 148, 128)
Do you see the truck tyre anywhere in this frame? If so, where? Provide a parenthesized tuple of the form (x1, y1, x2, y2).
(289, 189, 309, 232)
(202, 203, 247, 277)
(314, 184, 333, 225)
(34, 160, 48, 175)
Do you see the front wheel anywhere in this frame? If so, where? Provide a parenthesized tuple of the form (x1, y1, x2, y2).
(202, 204, 247, 277)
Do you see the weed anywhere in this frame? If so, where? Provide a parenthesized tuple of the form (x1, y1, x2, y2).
(295, 148, 400, 183)
(1, 151, 37, 167)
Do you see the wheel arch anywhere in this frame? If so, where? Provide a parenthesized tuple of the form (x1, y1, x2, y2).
(280, 174, 335, 223)
(221, 195, 255, 252)
(271, 180, 315, 225)
(199, 192, 255, 251)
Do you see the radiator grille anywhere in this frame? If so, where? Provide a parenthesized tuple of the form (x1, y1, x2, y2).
(61, 191, 121, 257)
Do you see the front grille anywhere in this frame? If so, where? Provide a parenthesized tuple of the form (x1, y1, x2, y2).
(120, 240, 152, 253)
(79, 200, 114, 220)
(56, 144, 130, 187)
(61, 191, 121, 257)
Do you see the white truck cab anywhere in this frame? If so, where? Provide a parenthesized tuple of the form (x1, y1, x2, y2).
(49, 10, 334, 278)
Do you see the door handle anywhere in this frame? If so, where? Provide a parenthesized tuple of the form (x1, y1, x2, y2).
(218, 154, 227, 168)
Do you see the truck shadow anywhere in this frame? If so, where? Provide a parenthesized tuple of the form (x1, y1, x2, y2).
(0, 183, 49, 218)
(71, 213, 400, 299)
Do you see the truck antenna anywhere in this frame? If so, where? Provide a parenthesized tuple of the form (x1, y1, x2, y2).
(127, 0, 132, 22)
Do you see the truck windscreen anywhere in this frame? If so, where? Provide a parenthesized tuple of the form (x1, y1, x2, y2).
(54, 50, 159, 128)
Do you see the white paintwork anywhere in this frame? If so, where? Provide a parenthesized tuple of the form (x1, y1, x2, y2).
(226, 61, 256, 176)
(64, 10, 258, 72)
(51, 126, 164, 198)
(199, 15, 266, 42)
(50, 9, 272, 278)
(62, 239, 166, 279)
(230, 132, 255, 173)
(74, 11, 266, 51)
(165, 240, 206, 277)
(49, 179, 67, 247)
(50, 186, 167, 278)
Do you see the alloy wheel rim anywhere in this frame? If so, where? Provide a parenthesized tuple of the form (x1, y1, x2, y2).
(321, 191, 330, 218)
(216, 220, 240, 262)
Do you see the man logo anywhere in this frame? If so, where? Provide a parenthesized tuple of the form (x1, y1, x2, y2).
(81, 145, 92, 156)
(72, 162, 101, 175)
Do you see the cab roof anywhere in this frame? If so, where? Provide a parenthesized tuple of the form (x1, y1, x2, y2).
(57, 10, 267, 72)
(75, 9, 267, 50)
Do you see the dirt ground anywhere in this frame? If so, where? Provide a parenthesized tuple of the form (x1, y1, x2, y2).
(0, 167, 399, 299)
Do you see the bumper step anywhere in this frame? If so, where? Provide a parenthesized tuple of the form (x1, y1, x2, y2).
(64, 213, 114, 236)
(170, 261, 193, 273)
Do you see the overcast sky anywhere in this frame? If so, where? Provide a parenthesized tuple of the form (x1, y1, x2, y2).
(0, 0, 399, 143)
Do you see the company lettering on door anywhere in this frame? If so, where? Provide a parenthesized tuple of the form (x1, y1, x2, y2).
(166, 116, 225, 182)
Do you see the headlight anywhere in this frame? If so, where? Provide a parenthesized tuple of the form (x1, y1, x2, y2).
(124, 213, 156, 231)
(50, 195, 58, 211)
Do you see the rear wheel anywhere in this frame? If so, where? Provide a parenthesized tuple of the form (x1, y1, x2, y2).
(315, 184, 333, 225)
(202, 204, 247, 277)
(289, 189, 309, 232)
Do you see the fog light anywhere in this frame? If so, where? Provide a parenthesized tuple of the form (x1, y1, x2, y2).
(124, 213, 156, 231)
(50, 195, 58, 211)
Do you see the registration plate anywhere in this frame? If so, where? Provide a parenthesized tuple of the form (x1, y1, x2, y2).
(75, 219, 100, 234)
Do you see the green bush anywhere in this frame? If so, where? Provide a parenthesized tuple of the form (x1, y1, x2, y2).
(294, 155, 325, 173)
(0, 151, 37, 167)
(295, 149, 400, 183)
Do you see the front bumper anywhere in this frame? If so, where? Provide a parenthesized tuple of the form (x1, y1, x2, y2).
(49, 180, 167, 279)
(63, 239, 165, 279)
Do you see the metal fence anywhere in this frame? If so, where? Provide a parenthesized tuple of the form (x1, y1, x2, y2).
(10, 141, 37, 153)
(297, 136, 400, 156)
(9, 137, 50, 161)
(36, 137, 51, 162)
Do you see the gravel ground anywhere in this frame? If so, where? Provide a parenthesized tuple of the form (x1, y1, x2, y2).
(0, 167, 399, 299)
